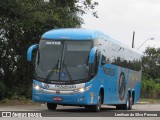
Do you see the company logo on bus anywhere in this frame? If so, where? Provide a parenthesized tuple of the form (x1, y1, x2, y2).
(55, 85, 76, 89)
(118, 72, 126, 100)
(103, 67, 115, 76)
(56, 90, 60, 94)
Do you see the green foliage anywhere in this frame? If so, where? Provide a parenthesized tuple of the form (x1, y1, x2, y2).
(142, 47, 160, 79)
(141, 47, 160, 99)
(0, 0, 98, 99)
(141, 78, 160, 99)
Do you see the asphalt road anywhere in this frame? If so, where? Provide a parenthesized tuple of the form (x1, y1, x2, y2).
(0, 104, 160, 119)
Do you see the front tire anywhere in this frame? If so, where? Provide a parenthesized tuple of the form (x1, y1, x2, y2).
(92, 93, 102, 112)
(47, 103, 57, 110)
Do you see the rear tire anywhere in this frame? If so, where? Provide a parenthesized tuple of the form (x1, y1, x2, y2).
(123, 93, 132, 110)
(128, 96, 132, 110)
(116, 94, 132, 110)
(47, 103, 57, 110)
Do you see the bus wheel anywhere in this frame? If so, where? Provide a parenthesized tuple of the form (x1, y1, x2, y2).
(123, 94, 132, 110)
(128, 95, 132, 110)
(92, 93, 102, 112)
(47, 103, 57, 110)
(116, 94, 132, 110)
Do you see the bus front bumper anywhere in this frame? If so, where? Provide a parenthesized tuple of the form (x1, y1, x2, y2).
(32, 86, 96, 106)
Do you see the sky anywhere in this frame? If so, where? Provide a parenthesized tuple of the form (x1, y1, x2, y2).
(82, 0, 160, 53)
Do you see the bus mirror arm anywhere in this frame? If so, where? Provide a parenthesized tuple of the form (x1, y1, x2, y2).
(27, 44, 38, 62)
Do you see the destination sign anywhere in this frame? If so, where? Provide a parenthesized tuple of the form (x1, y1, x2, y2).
(46, 41, 61, 45)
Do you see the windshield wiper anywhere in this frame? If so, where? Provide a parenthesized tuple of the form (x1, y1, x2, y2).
(62, 57, 73, 82)
(63, 63, 73, 82)
(44, 57, 60, 83)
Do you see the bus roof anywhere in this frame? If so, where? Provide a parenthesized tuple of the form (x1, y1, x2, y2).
(42, 28, 104, 40)
(42, 28, 142, 56)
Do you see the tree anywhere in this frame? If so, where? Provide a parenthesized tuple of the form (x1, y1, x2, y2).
(142, 47, 160, 79)
(141, 47, 160, 98)
(0, 0, 98, 100)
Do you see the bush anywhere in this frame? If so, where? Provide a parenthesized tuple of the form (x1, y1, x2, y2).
(141, 78, 160, 99)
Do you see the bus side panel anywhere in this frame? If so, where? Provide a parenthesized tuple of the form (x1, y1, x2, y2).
(100, 64, 118, 104)
(134, 82, 141, 103)
(101, 63, 141, 105)
(127, 70, 141, 102)
(116, 67, 141, 105)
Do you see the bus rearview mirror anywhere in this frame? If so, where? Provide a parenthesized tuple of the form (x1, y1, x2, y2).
(88, 47, 97, 64)
(27, 44, 38, 62)
(88, 47, 98, 77)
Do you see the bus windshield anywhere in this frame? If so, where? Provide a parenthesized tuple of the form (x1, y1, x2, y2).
(35, 40, 92, 83)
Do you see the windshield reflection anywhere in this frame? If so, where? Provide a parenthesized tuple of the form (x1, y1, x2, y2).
(34, 40, 92, 83)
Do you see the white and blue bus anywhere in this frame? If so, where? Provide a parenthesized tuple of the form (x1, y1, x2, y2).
(27, 28, 142, 112)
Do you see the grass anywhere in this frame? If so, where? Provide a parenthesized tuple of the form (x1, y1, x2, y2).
(140, 98, 160, 103)
(0, 98, 38, 106)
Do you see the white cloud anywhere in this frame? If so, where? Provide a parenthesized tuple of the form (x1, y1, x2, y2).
(82, 0, 160, 52)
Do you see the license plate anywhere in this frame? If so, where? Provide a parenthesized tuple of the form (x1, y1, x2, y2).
(53, 97, 63, 101)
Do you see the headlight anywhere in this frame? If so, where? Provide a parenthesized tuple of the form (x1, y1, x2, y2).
(34, 85, 40, 90)
(33, 84, 41, 90)
(76, 84, 92, 93)
(79, 88, 85, 93)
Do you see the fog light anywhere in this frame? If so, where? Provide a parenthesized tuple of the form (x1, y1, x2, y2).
(78, 96, 84, 101)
